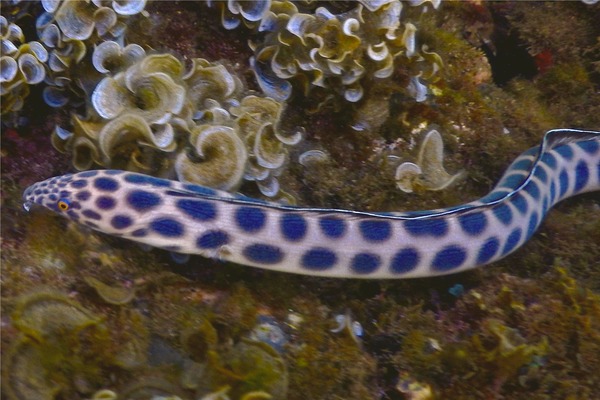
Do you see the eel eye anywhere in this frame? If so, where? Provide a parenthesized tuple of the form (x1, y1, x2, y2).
(57, 199, 70, 211)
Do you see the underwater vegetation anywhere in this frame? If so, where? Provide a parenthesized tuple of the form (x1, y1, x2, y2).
(394, 128, 464, 193)
(240, 0, 443, 104)
(2, 0, 600, 399)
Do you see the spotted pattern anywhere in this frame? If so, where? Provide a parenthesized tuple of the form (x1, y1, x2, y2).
(243, 244, 284, 264)
(71, 179, 87, 188)
(319, 216, 346, 238)
(502, 228, 522, 255)
(111, 215, 133, 229)
(432, 245, 467, 271)
(94, 177, 119, 192)
(390, 247, 420, 274)
(351, 253, 381, 274)
(458, 212, 487, 236)
(477, 237, 500, 264)
(236, 206, 266, 232)
(22, 129, 600, 279)
(197, 230, 229, 249)
(177, 199, 217, 221)
(124, 173, 172, 187)
(301, 248, 337, 270)
(127, 190, 161, 212)
(404, 218, 448, 237)
(150, 217, 184, 237)
(82, 209, 102, 220)
(76, 191, 91, 201)
(280, 213, 307, 241)
(574, 160, 589, 193)
(359, 220, 392, 242)
(96, 196, 116, 210)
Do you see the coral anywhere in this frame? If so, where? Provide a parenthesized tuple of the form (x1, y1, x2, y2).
(52, 47, 298, 195)
(33, 0, 149, 108)
(3, 1, 600, 399)
(190, 339, 289, 399)
(245, 0, 442, 103)
(249, 315, 289, 353)
(1, 16, 48, 116)
(395, 128, 465, 193)
(84, 276, 136, 305)
(176, 124, 249, 190)
(2, 290, 111, 400)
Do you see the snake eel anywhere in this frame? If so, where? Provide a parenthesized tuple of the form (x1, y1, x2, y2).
(23, 128, 600, 279)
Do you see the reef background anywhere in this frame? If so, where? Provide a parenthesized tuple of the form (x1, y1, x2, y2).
(1, 1, 600, 399)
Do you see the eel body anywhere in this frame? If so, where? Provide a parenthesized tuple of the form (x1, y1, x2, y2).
(23, 129, 600, 279)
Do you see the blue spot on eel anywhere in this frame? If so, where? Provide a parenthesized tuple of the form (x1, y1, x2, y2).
(22, 129, 600, 279)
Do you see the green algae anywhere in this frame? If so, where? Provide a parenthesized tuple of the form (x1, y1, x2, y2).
(83, 276, 136, 305)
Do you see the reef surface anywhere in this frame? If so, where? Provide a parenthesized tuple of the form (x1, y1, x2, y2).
(1, 1, 600, 399)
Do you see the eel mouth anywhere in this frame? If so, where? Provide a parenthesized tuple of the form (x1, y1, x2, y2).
(22, 183, 38, 212)
(23, 201, 33, 212)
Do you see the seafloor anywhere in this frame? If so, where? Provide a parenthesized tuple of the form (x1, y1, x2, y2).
(1, 1, 599, 399)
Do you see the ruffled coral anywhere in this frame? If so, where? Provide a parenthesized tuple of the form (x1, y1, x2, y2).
(53, 48, 298, 196)
(238, 0, 442, 103)
(34, 0, 148, 108)
(1, 17, 48, 116)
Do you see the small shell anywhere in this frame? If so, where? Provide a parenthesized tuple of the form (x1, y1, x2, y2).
(84, 276, 136, 305)
(43, 85, 69, 107)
